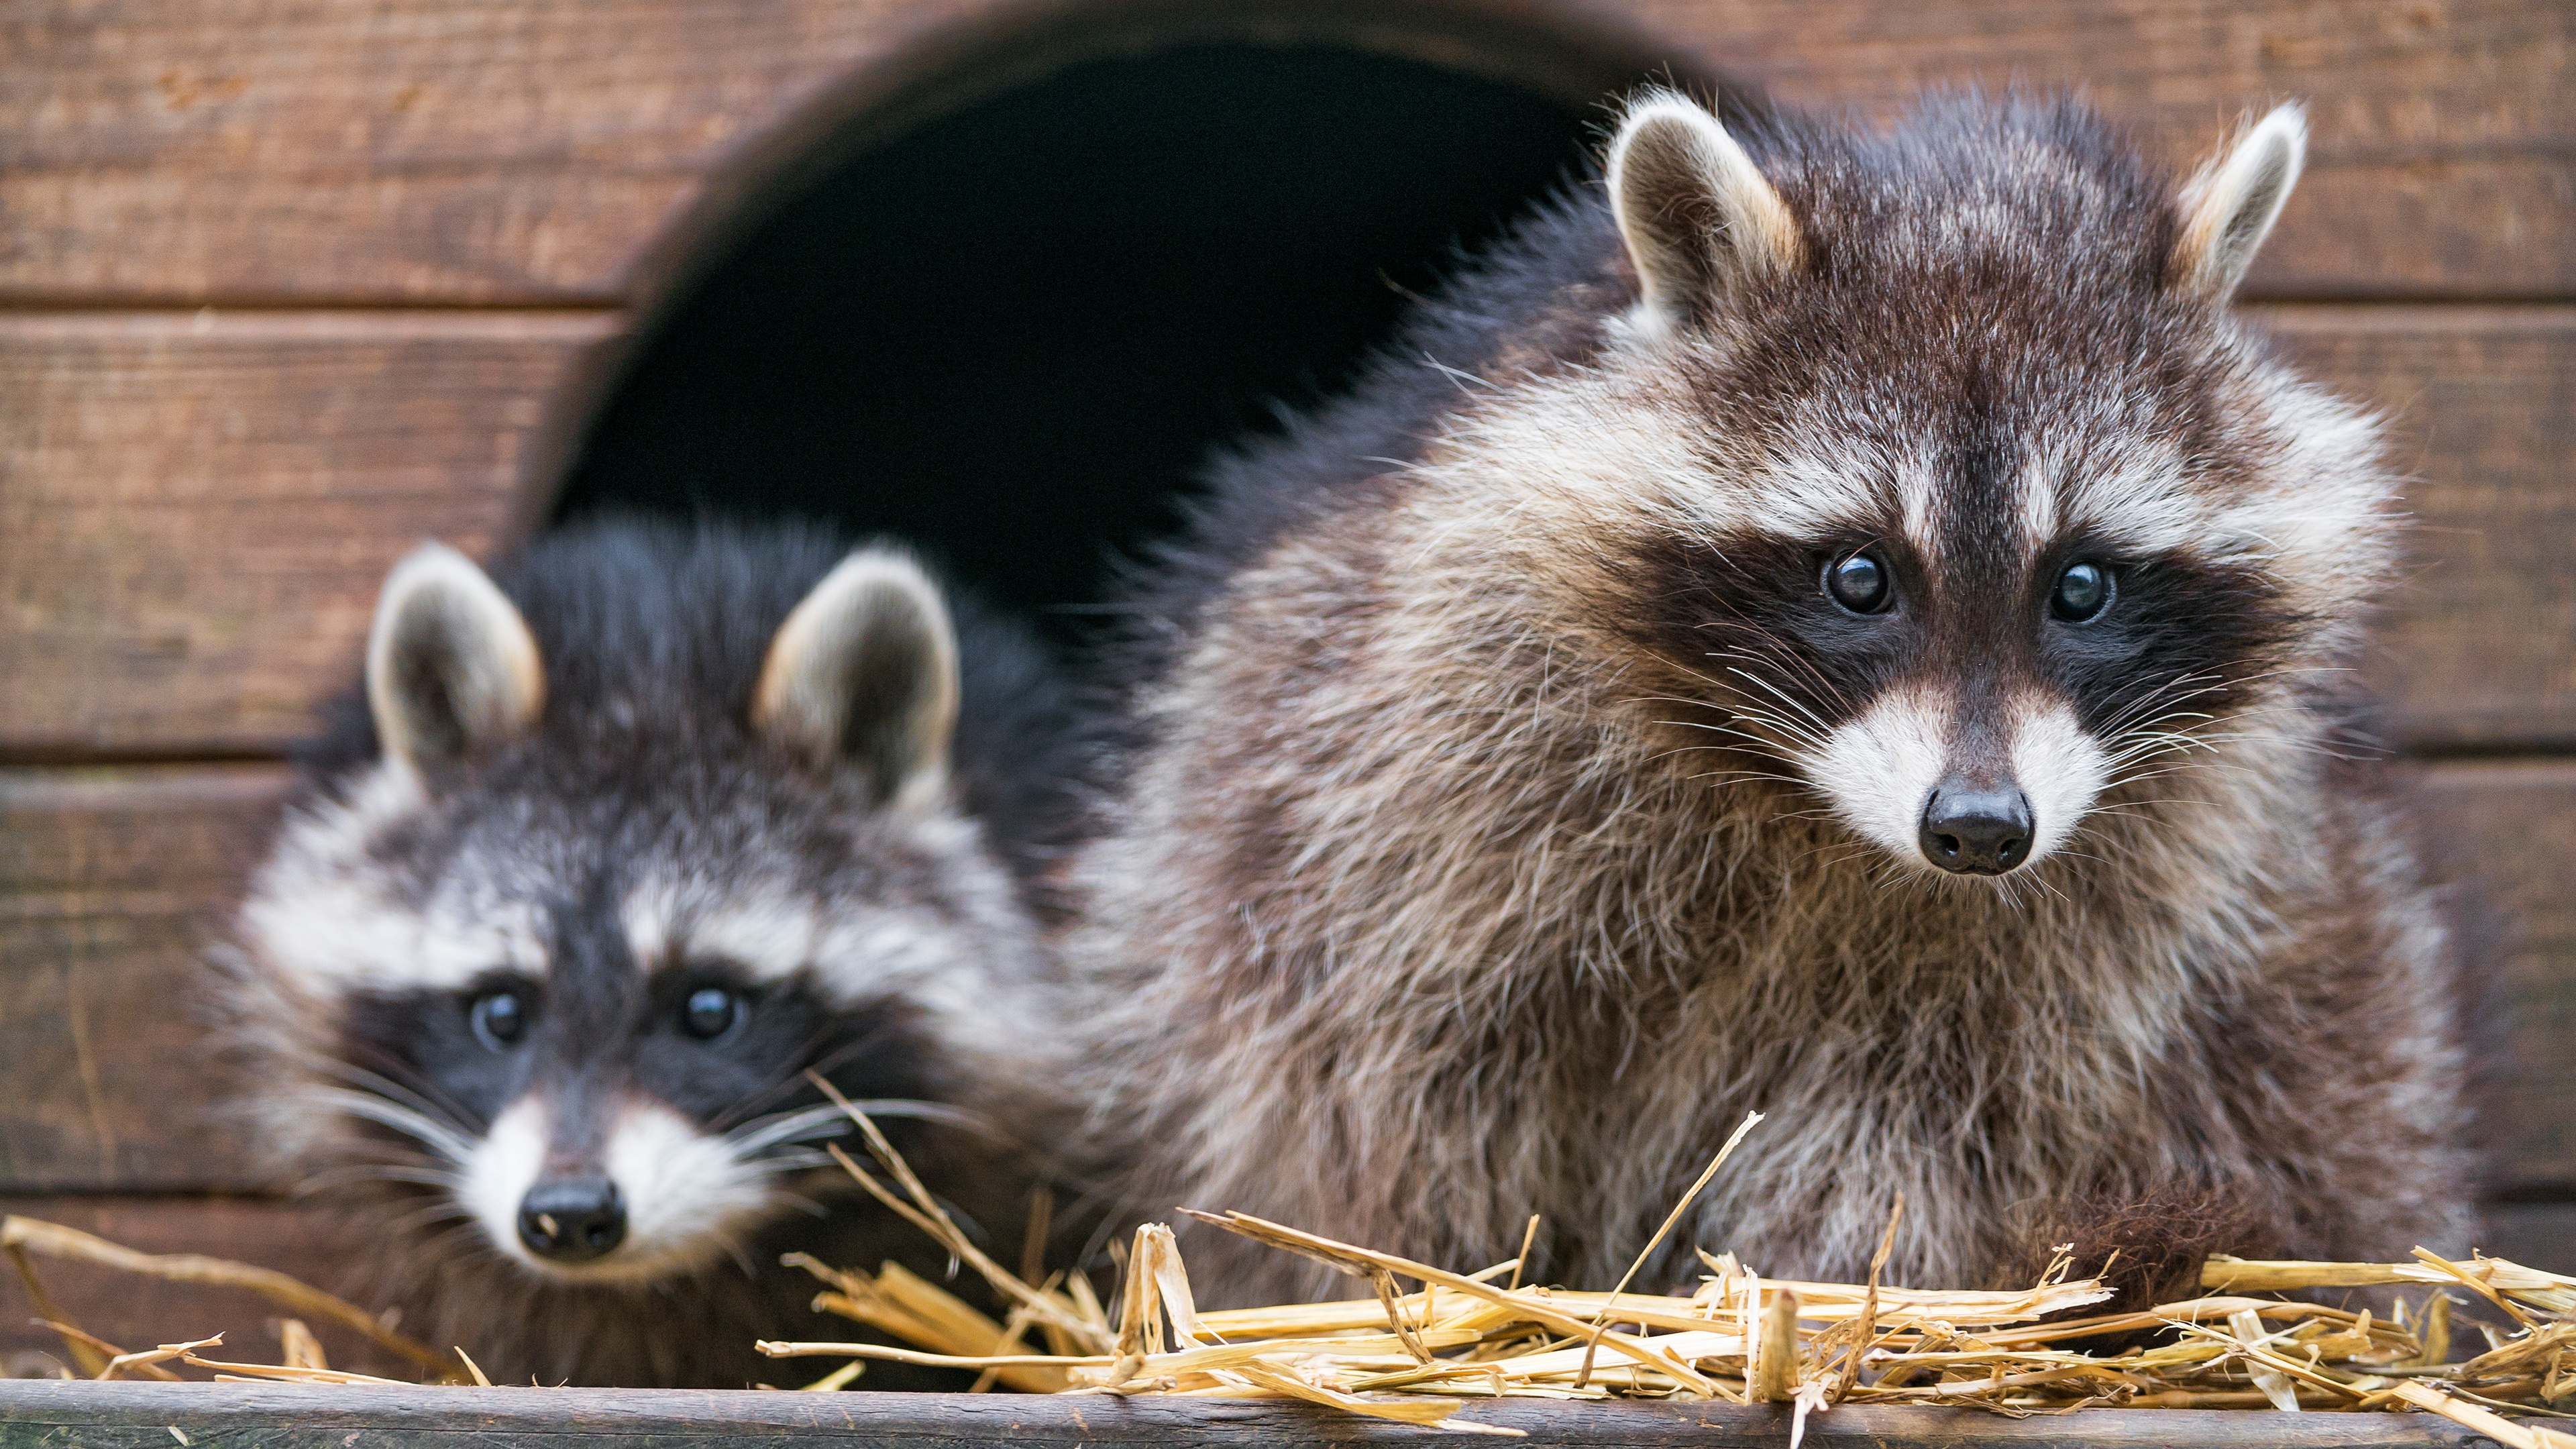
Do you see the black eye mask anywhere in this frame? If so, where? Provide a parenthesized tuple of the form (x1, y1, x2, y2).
(2037, 551, 2293, 743)
(339, 972, 540, 1138)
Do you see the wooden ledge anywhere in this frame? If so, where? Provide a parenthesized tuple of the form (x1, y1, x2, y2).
(0, 1382, 2496, 1446)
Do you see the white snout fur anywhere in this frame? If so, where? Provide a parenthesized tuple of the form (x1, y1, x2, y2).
(2008, 700, 2112, 864)
(1804, 690, 2107, 874)
(1805, 686, 1951, 865)
(456, 1093, 779, 1284)
(458, 1095, 548, 1269)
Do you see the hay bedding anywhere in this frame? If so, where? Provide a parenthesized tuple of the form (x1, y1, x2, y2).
(6, 1099, 2569, 1448)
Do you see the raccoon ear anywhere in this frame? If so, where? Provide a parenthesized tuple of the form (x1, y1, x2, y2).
(2172, 103, 2306, 300)
(1607, 92, 1799, 337)
(366, 543, 545, 775)
(754, 549, 959, 810)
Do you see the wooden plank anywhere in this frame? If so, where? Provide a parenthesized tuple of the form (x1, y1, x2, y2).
(1643, 0, 2576, 300)
(0, 308, 2565, 755)
(0, 311, 621, 758)
(0, 1196, 390, 1380)
(0, 1382, 2496, 1445)
(0, 0, 791, 304)
(3, 761, 2565, 1200)
(2481, 1204, 2576, 1275)
(0, 0, 2562, 304)
(2261, 307, 2576, 750)
(0, 0, 1664, 306)
(2416, 762, 2576, 1195)
(0, 767, 290, 1191)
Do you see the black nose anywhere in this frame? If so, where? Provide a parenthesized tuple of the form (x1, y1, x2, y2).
(517, 1177, 626, 1262)
(1919, 782, 2033, 875)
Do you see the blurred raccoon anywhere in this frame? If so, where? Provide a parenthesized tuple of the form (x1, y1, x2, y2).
(219, 518, 1088, 1385)
(1071, 93, 2475, 1307)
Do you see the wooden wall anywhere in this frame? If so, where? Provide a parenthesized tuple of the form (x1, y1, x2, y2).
(1, 0, 2567, 1368)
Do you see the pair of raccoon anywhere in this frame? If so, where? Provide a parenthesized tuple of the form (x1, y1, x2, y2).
(223, 86, 2473, 1387)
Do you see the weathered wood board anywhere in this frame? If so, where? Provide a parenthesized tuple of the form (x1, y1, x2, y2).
(0, 1381, 2503, 1446)
(2261, 307, 2576, 750)
(0, 1196, 388, 1381)
(0, 767, 287, 1189)
(1, 761, 2566, 1197)
(0, 1, 2563, 303)
(1, 311, 2567, 755)
(0, 312, 618, 759)
(2416, 763, 2576, 1190)
(2481, 1204, 2576, 1279)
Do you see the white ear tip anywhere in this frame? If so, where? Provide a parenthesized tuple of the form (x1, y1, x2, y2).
(1622, 93, 1717, 127)
(1611, 94, 1727, 157)
(798, 550, 954, 647)
(754, 545, 961, 804)
(2174, 101, 2310, 299)
(371, 542, 504, 646)
(837, 547, 941, 599)
(366, 539, 543, 771)
(2256, 101, 2307, 138)
(2247, 103, 2307, 168)
(1607, 89, 1796, 332)
(380, 541, 477, 594)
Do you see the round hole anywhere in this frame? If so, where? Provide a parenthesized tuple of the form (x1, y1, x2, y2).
(552, 20, 1703, 633)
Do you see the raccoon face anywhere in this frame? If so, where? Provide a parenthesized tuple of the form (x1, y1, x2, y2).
(239, 545, 1042, 1284)
(1572, 95, 2385, 879)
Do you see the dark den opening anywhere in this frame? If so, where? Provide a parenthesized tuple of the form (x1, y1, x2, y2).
(553, 40, 1642, 629)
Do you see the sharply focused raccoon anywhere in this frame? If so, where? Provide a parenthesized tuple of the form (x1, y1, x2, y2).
(1071, 93, 2475, 1306)
(219, 519, 1086, 1385)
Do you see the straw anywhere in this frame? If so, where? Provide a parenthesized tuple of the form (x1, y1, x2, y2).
(1, 1214, 457, 1380)
(805, 1117, 2573, 1435)
(8, 1104, 2568, 1438)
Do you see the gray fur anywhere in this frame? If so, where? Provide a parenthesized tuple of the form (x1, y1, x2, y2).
(217, 518, 1085, 1385)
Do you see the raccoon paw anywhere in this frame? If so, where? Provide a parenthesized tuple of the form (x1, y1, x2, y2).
(2000, 1182, 2288, 1318)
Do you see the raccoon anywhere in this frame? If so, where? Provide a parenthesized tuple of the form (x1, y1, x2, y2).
(1071, 93, 2475, 1307)
(219, 519, 1086, 1385)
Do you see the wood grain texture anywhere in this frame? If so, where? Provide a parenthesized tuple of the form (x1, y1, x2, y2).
(0, 0, 1670, 307)
(2481, 1205, 2576, 1276)
(2416, 763, 2576, 1196)
(0, 767, 290, 1191)
(0, 309, 2566, 755)
(0, 0, 2563, 304)
(0, 1196, 390, 1381)
(0, 311, 621, 757)
(1, 761, 2565, 1200)
(2260, 307, 2576, 750)
(0, 1381, 2498, 1445)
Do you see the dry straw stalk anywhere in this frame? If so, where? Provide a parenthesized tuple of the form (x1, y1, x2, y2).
(763, 1109, 2576, 1442)
(4, 1100, 2568, 1448)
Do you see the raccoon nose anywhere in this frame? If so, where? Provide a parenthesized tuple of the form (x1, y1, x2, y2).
(517, 1177, 627, 1263)
(1919, 782, 2033, 875)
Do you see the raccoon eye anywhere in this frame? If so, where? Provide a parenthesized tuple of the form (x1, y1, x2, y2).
(2051, 561, 2114, 623)
(1823, 551, 1892, 614)
(470, 989, 527, 1050)
(682, 987, 743, 1040)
